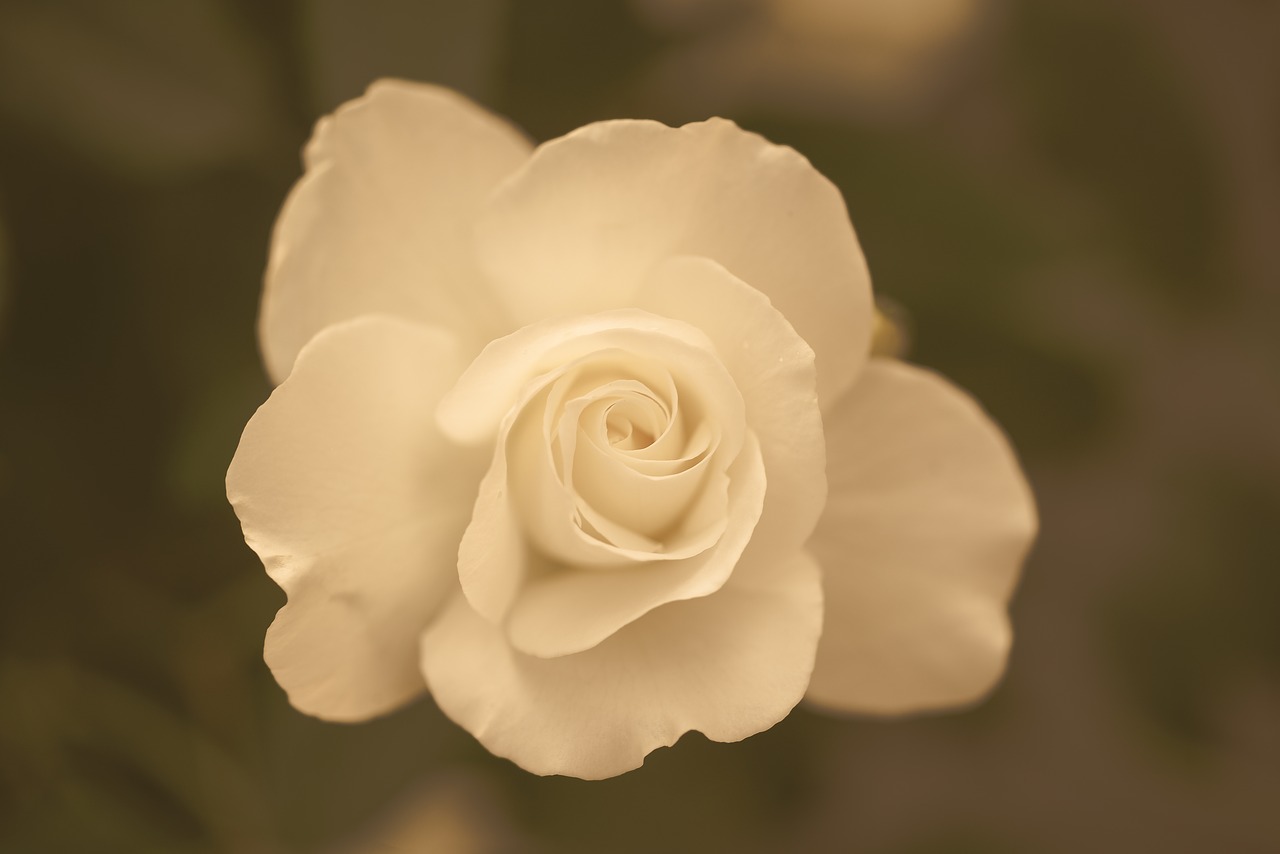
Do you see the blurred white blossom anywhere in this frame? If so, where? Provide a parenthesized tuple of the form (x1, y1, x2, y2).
(329, 775, 530, 854)
(635, 0, 989, 122)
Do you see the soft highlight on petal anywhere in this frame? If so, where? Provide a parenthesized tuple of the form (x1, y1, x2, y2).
(805, 359, 1037, 716)
(420, 550, 823, 779)
(636, 255, 827, 561)
(437, 308, 731, 446)
(475, 117, 874, 405)
(450, 312, 764, 657)
(506, 432, 766, 658)
(227, 316, 486, 721)
(260, 79, 532, 383)
(514, 359, 730, 561)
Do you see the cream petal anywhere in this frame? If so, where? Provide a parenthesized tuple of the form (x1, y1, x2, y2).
(227, 317, 486, 721)
(493, 373, 721, 575)
(475, 117, 873, 405)
(454, 372, 662, 627)
(507, 431, 766, 658)
(637, 256, 827, 563)
(571, 416, 712, 540)
(554, 374, 711, 545)
(446, 310, 748, 583)
(437, 309, 735, 447)
(454, 436, 529, 623)
(457, 340, 739, 568)
(805, 359, 1037, 715)
(458, 377, 764, 658)
(260, 79, 532, 383)
(420, 548, 823, 779)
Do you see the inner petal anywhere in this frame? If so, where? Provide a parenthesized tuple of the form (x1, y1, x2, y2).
(541, 360, 725, 553)
(542, 354, 674, 471)
(573, 426, 717, 545)
(551, 378, 664, 496)
(507, 358, 726, 567)
(499, 430, 769, 660)
(591, 418, 713, 479)
(451, 311, 756, 634)
(554, 383, 694, 551)
(604, 395, 664, 449)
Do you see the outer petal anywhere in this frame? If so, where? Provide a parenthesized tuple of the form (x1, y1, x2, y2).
(227, 316, 486, 721)
(260, 79, 532, 383)
(475, 117, 873, 405)
(420, 550, 824, 779)
(806, 359, 1037, 715)
(636, 255, 826, 559)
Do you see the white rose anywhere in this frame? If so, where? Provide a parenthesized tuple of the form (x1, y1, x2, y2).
(227, 80, 1036, 779)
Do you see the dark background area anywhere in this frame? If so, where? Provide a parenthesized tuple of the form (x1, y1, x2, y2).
(0, 0, 1277, 851)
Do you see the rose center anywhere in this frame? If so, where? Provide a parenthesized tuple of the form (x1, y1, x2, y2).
(503, 348, 732, 560)
(603, 394, 664, 450)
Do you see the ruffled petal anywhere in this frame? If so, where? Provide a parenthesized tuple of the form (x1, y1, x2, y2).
(437, 308, 731, 447)
(506, 432, 766, 658)
(475, 117, 873, 405)
(805, 359, 1037, 715)
(420, 550, 823, 779)
(636, 255, 826, 561)
(261, 79, 532, 383)
(227, 316, 486, 721)
(448, 310, 765, 657)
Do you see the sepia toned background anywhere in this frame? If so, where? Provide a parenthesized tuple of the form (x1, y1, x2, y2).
(1, 0, 1277, 850)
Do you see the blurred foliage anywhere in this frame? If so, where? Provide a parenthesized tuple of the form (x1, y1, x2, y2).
(0, 0, 1277, 851)
(498, 0, 665, 137)
(1007, 0, 1223, 311)
(0, 0, 288, 179)
(746, 117, 1118, 459)
(301, 0, 508, 113)
(0, 207, 8, 331)
(1105, 470, 1280, 761)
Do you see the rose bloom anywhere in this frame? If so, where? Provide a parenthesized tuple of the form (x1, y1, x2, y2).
(227, 80, 1036, 779)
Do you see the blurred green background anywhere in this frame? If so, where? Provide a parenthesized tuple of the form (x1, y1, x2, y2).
(1, 0, 1277, 851)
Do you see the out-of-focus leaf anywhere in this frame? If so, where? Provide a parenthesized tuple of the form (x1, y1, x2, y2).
(1105, 471, 1280, 759)
(911, 308, 1118, 459)
(630, 0, 751, 33)
(0, 208, 8, 330)
(0, 774, 197, 854)
(893, 829, 1020, 854)
(500, 0, 665, 139)
(746, 119, 1060, 317)
(165, 365, 266, 511)
(302, 0, 507, 113)
(0, 658, 278, 852)
(0, 0, 280, 178)
(1008, 0, 1221, 308)
(743, 119, 1115, 458)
